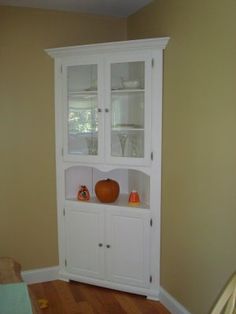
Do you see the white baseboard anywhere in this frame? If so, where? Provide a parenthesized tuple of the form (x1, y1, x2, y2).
(159, 287, 191, 314)
(21, 266, 59, 284)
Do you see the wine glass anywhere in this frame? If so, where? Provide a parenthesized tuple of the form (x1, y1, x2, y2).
(118, 133, 128, 157)
(130, 134, 138, 157)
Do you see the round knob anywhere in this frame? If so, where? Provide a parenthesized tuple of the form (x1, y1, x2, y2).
(98, 243, 103, 247)
(106, 244, 111, 248)
(98, 108, 102, 112)
(105, 108, 109, 113)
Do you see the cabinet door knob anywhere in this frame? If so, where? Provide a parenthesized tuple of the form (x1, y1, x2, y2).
(105, 108, 109, 113)
(106, 244, 111, 248)
(98, 243, 103, 247)
(98, 108, 102, 112)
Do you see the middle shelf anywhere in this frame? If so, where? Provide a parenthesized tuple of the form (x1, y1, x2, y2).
(65, 194, 149, 210)
(64, 166, 150, 209)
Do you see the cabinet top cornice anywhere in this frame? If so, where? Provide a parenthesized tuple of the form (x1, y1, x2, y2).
(45, 37, 169, 58)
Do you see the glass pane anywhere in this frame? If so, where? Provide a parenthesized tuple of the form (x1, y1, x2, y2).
(111, 92, 144, 129)
(68, 64, 97, 92)
(111, 131, 144, 158)
(110, 61, 145, 158)
(111, 61, 144, 90)
(67, 65, 98, 156)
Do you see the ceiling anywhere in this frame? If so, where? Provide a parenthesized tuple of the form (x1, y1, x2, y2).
(0, 0, 153, 17)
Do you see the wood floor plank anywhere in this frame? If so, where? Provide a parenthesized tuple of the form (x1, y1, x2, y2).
(134, 296, 170, 314)
(86, 285, 126, 314)
(53, 280, 81, 314)
(76, 301, 95, 314)
(29, 280, 170, 314)
(43, 281, 67, 314)
(114, 293, 143, 314)
(76, 283, 120, 314)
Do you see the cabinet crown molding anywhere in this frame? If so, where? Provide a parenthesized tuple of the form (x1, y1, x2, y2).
(45, 37, 170, 58)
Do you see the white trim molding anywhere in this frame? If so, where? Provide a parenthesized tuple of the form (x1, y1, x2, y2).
(159, 287, 191, 314)
(46, 37, 170, 58)
(21, 266, 59, 284)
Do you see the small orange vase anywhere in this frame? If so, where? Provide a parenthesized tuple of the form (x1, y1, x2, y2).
(128, 190, 140, 206)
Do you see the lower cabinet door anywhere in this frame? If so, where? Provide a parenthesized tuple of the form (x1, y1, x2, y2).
(105, 208, 150, 288)
(65, 207, 105, 279)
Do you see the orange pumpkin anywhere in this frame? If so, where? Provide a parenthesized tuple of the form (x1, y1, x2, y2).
(95, 179, 120, 203)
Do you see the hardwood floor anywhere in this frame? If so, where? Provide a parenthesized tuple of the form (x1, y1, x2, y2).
(29, 280, 171, 314)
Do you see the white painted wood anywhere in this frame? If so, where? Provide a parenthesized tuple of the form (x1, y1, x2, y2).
(65, 166, 93, 199)
(65, 194, 150, 210)
(58, 269, 159, 297)
(64, 207, 105, 279)
(46, 37, 169, 298)
(210, 273, 236, 314)
(61, 57, 105, 164)
(104, 52, 152, 166)
(64, 205, 150, 287)
(46, 38, 169, 58)
(106, 208, 150, 288)
(22, 266, 59, 284)
(58, 51, 154, 166)
(159, 287, 192, 314)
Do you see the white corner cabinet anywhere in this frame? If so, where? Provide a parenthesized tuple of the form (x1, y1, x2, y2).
(46, 37, 169, 300)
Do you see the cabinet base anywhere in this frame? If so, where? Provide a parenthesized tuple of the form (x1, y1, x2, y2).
(58, 270, 160, 300)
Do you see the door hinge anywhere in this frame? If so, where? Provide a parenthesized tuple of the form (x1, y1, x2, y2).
(152, 58, 154, 68)
(151, 152, 153, 160)
(150, 218, 153, 227)
(149, 275, 153, 283)
(63, 208, 65, 216)
(61, 147, 64, 156)
(65, 259, 67, 267)
(60, 65, 63, 73)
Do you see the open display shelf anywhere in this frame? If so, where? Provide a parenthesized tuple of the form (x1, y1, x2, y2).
(65, 166, 150, 209)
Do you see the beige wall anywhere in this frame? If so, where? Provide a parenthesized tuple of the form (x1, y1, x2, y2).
(128, 0, 236, 313)
(0, 6, 126, 270)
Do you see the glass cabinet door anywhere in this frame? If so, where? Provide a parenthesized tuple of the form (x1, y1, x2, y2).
(66, 64, 100, 158)
(109, 60, 149, 161)
(63, 57, 151, 164)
